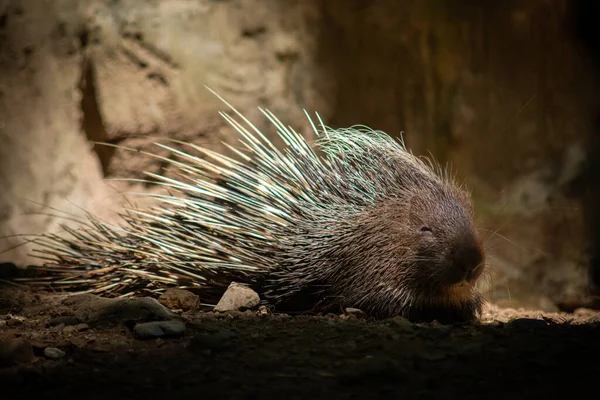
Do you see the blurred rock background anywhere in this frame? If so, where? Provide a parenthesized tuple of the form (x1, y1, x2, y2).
(1, 0, 599, 312)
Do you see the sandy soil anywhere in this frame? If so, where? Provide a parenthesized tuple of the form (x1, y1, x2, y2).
(0, 285, 599, 400)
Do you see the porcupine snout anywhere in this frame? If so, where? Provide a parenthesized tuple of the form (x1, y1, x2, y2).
(446, 235, 484, 285)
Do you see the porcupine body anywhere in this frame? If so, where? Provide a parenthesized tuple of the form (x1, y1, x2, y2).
(24, 90, 486, 323)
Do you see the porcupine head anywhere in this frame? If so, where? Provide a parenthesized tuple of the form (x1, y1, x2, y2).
(362, 180, 486, 323)
(267, 127, 486, 324)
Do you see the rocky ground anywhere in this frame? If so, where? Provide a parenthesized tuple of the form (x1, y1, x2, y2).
(1, 284, 599, 400)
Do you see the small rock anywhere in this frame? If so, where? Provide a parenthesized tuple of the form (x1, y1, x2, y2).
(345, 308, 367, 319)
(214, 282, 260, 312)
(133, 323, 163, 338)
(0, 338, 34, 367)
(389, 316, 414, 331)
(43, 347, 66, 360)
(62, 326, 75, 334)
(63, 323, 90, 334)
(159, 289, 200, 311)
(76, 323, 90, 331)
(134, 320, 186, 339)
(6, 318, 23, 327)
(258, 305, 271, 315)
(62, 294, 178, 326)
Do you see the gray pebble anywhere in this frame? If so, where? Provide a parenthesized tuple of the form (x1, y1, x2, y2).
(345, 308, 367, 319)
(62, 294, 178, 327)
(63, 323, 90, 334)
(134, 320, 186, 339)
(43, 347, 66, 359)
(389, 316, 414, 331)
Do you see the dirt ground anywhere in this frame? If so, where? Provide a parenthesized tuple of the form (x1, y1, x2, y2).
(0, 286, 599, 400)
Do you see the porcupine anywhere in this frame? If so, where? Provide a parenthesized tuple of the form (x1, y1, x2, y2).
(20, 89, 486, 323)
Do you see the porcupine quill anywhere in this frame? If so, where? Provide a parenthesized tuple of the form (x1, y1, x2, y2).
(14, 88, 486, 323)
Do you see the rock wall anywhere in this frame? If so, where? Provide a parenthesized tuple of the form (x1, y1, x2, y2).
(0, 0, 323, 264)
(1, 0, 598, 311)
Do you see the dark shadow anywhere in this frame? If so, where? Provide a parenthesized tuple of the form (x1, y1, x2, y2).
(570, 0, 600, 298)
(79, 35, 114, 177)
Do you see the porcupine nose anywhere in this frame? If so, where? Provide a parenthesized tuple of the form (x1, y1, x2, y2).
(448, 239, 484, 284)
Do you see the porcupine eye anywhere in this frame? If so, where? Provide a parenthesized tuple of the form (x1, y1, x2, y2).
(419, 226, 432, 233)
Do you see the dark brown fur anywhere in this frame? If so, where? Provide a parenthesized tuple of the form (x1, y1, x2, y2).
(265, 179, 485, 323)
